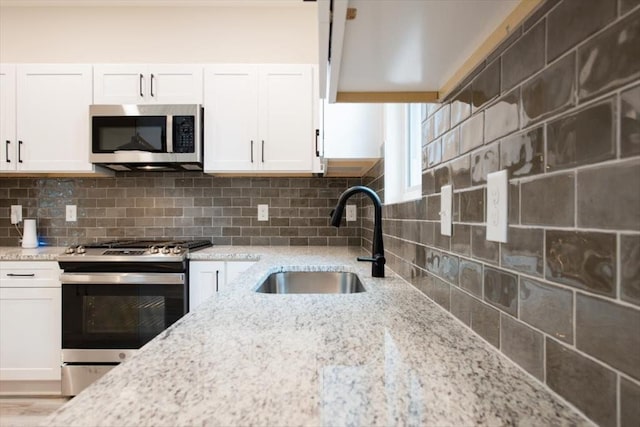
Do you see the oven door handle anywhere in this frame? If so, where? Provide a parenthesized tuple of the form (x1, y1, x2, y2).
(60, 273, 185, 285)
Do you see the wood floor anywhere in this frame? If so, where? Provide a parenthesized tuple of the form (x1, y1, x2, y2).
(0, 397, 68, 427)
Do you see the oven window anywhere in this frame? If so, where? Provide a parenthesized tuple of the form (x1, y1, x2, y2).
(92, 116, 166, 153)
(63, 284, 184, 349)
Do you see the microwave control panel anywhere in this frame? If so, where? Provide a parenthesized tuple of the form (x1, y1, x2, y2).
(173, 116, 195, 153)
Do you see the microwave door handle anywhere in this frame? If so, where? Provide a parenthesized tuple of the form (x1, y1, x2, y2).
(166, 115, 173, 153)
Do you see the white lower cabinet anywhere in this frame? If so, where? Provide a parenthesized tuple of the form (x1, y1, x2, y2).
(0, 261, 62, 395)
(189, 261, 255, 311)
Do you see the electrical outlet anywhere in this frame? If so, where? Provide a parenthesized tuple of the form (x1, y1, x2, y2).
(10, 205, 22, 224)
(66, 205, 77, 222)
(346, 204, 357, 221)
(486, 170, 508, 243)
(440, 185, 452, 236)
(257, 204, 269, 222)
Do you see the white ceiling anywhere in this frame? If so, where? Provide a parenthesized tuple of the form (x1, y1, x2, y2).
(336, 0, 519, 92)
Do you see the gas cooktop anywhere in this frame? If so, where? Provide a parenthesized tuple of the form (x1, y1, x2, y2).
(59, 239, 212, 261)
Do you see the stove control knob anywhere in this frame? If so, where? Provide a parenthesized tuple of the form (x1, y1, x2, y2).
(149, 245, 159, 254)
(76, 246, 86, 254)
(161, 246, 171, 254)
(64, 247, 75, 254)
(171, 246, 183, 255)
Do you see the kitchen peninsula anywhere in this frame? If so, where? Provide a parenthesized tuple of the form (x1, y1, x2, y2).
(41, 246, 589, 426)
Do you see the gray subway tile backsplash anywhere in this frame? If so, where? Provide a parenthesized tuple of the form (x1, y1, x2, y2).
(577, 159, 640, 230)
(501, 19, 545, 92)
(621, 84, 640, 157)
(472, 59, 501, 111)
(0, 175, 362, 247)
(547, 99, 616, 171)
(500, 314, 544, 380)
(546, 338, 617, 427)
(459, 112, 484, 155)
(545, 230, 616, 296)
(500, 227, 544, 276)
(620, 234, 640, 306)
(520, 277, 573, 344)
(520, 173, 575, 226)
(500, 126, 545, 178)
(621, 377, 640, 427)
(578, 7, 640, 100)
(576, 293, 640, 379)
(483, 88, 520, 143)
(521, 52, 576, 126)
(483, 267, 519, 316)
(547, 0, 617, 62)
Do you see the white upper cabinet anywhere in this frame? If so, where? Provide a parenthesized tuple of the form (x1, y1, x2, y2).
(0, 64, 102, 173)
(93, 64, 203, 104)
(0, 65, 16, 171)
(204, 64, 315, 173)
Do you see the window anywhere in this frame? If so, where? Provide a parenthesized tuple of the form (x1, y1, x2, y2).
(384, 103, 423, 204)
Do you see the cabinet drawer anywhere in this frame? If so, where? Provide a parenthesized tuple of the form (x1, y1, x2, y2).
(0, 261, 61, 288)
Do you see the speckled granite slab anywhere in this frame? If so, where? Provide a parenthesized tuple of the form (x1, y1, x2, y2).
(0, 247, 65, 261)
(43, 247, 590, 426)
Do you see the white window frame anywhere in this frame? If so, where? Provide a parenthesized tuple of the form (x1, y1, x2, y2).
(384, 103, 422, 204)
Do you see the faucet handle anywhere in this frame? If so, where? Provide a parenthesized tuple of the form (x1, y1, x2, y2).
(357, 255, 385, 263)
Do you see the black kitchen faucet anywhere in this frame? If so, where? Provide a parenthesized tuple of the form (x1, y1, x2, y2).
(330, 185, 385, 278)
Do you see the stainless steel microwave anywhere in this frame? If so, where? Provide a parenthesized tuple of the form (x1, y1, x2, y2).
(89, 104, 203, 172)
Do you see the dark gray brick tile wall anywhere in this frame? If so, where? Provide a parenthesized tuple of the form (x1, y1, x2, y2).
(361, 2, 640, 426)
(0, 175, 362, 247)
(546, 338, 617, 427)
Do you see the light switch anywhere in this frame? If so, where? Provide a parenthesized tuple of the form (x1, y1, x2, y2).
(440, 185, 452, 236)
(486, 170, 508, 243)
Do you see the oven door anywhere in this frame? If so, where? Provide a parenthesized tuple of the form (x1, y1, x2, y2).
(61, 273, 186, 355)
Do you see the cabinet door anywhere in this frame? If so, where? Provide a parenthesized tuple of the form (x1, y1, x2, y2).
(225, 261, 255, 286)
(150, 65, 203, 104)
(258, 65, 313, 172)
(16, 64, 94, 172)
(93, 64, 146, 104)
(0, 64, 17, 171)
(188, 261, 225, 311)
(0, 287, 61, 381)
(203, 65, 259, 172)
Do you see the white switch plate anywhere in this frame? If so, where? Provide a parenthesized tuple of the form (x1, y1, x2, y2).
(346, 204, 357, 221)
(257, 204, 269, 221)
(440, 185, 452, 236)
(486, 170, 508, 243)
(66, 205, 77, 222)
(10, 205, 22, 224)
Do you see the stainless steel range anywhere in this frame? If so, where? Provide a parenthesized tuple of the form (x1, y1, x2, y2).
(57, 239, 211, 396)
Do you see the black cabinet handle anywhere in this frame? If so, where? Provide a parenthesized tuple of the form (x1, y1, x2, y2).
(5, 140, 9, 163)
(261, 140, 265, 163)
(18, 140, 23, 163)
(7, 273, 35, 277)
(215, 270, 219, 292)
(250, 140, 254, 163)
(150, 73, 155, 97)
(139, 73, 144, 97)
(315, 129, 320, 157)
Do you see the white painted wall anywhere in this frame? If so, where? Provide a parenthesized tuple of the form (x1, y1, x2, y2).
(0, 4, 317, 63)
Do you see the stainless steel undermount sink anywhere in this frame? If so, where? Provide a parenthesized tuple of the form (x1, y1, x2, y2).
(255, 271, 365, 294)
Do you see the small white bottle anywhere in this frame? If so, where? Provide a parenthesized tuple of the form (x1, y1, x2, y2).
(22, 219, 38, 248)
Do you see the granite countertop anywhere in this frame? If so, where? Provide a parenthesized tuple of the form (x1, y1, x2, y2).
(43, 246, 589, 426)
(0, 246, 65, 261)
